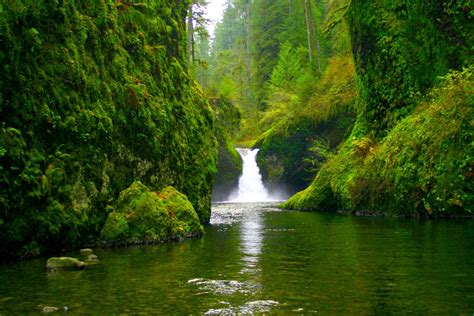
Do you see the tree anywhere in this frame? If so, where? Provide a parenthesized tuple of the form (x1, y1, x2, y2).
(270, 42, 302, 89)
(187, 0, 209, 65)
(303, 0, 321, 73)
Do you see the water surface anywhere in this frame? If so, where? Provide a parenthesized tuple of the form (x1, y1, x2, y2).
(0, 202, 473, 314)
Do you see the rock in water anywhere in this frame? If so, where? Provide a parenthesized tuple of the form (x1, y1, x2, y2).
(42, 306, 58, 313)
(46, 257, 85, 271)
(79, 248, 93, 256)
(86, 254, 99, 263)
(41, 306, 68, 313)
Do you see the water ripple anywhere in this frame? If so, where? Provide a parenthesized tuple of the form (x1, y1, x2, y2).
(204, 300, 279, 315)
(187, 278, 260, 295)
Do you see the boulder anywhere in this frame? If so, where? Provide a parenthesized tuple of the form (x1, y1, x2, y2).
(79, 248, 93, 256)
(45, 257, 85, 271)
(100, 182, 203, 246)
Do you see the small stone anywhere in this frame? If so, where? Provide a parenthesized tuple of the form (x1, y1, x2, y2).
(46, 257, 85, 271)
(42, 306, 58, 313)
(86, 254, 98, 262)
(79, 248, 93, 256)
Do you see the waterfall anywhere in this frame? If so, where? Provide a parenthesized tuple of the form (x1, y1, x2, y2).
(230, 148, 272, 202)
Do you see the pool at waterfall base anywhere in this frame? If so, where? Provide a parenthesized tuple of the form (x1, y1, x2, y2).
(0, 202, 473, 314)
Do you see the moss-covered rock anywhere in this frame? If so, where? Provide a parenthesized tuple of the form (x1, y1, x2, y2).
(79, 248, 93, 256)
(349, 0, 472, 134)
(0, 1, 216, 259)
(256, 56, 356, 195)
(46, 257, 85, 271)
(283, 67, 473, 217)
(100, 182, 203, 246)
(284, 2, 473, 218)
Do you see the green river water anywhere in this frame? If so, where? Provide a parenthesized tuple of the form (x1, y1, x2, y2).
(0, 202, 473, 314)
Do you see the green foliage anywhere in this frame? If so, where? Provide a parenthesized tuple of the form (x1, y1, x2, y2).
(0, 0, 216, 258)
(251, 0, 287, 106)
(257, 54, 356, 190)
(349, 0, 473, 134)
(161, 186, 204, 237)
(284, 67, 474, 217)
(270, 42, 302, 89)
(100, 182, 203, 246)
(100, 211, 129, 243)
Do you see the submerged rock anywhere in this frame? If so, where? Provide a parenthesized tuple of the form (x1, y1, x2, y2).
(45, 257, 85, 271)
(42, 306, 58, 313)
(41, 306, 68, 313)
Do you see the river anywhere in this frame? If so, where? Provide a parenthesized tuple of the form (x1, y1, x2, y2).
(0, 202, 473, 314)
(1, 148, 474, 314)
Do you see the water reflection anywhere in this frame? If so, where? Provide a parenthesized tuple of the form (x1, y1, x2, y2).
(239, 208, 263, 274)
(1, 203, 472, 314)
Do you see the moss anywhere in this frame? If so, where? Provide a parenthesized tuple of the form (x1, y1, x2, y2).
(349, 0, 472, 134)
(0, 0, 216, 259)
(45, 257, 85, 271)
(257, 55, 356, 192)
(160, 186, 204, 238)
(284, 67, 473, 217)
(100, 211, 129, 243)
(100, 182, 203, 246)
(285, 2, 472, 218)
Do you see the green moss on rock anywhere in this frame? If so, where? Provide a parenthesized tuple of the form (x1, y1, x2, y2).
(257, 56, 356, 194)
(46, 257, 85, 271)
(285, 1, 473, 218)
(0, 1, 216, 258)
(284, 67, 473, 217)
(100, 211, 129, 243)
(349, 0, 472, 133)
(100, 182, 203, 246)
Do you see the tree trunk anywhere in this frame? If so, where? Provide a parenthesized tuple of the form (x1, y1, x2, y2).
(308, 0, 321, 73)
(304, 0, 313, 63)
(187, 5, 193, 65)
(246, 0, 251, 91)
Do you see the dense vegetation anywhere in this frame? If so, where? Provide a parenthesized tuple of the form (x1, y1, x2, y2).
(0, 1, 216, 259)
(0, 0, 472, 259)
(284, 1, 473, 217)
(196, 0, 358, 195)
(199, 0, 472, 216)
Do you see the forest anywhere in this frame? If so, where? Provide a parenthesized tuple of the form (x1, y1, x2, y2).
(200, 0, 473, 217)
(0, 0, 472, 259)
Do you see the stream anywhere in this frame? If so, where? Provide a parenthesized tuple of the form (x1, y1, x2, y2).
(0, 149, 473, 314)
(0, 203, 474, 314)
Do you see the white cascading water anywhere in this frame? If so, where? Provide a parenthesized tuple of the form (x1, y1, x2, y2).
(230, 148, 272, 202)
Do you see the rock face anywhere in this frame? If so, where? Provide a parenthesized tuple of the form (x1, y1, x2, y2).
(100, 181, 204, 246)
(46, 257, 85, 271)
(0, 0, 216, 259)
(283, 2, 473, 217)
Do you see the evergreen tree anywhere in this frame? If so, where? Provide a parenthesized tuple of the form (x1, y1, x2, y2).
(270, 42, 302, 89)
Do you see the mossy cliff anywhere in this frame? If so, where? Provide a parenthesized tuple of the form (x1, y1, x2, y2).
(257, 56, 356, 194)
(349, 0, 472, 134)
(284, 1, 473, 217)
(0, 1, 217, 258)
